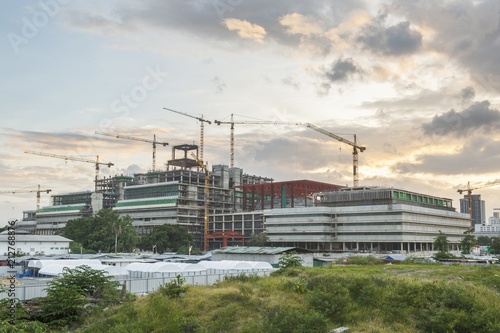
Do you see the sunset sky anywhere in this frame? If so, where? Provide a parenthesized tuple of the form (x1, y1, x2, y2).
(2, 0, 500, 226)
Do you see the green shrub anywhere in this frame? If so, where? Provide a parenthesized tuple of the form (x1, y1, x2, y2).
(258, 305, 328, 333)
(39, 283, 86, 327)
(433, 251, 457, 260)
(278, 251, 303, 269)
(159, 274, 188, 298)
(223, 273, 260, 283)
(307, 276, 352, 322)
(0, 320, 50, 332)
(38, 265, 120, 327)
(291, 276, 307, 294)
(345, 255, 383, 265)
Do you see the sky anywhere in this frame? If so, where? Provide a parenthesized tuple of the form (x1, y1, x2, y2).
(2, 0, 500, 226)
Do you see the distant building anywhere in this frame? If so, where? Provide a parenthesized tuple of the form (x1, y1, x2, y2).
(460, 194, 486, 226)
(16, 144, 273, 250)
(474, 211, 500, 238)
(16, 191, 116, 235)
(264, 187, 470, 253)
(0, 233, 72, 256)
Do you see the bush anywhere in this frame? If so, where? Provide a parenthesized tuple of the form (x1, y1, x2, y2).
(0, 321, 50, 332)
(38, 265, 120, 327)
(307, 276, 352, 322)
(291, 276, 307, 294)
(278, 251, 303, 269)
(223, 273, 260, 283)
(39, 283, 86, 327)
(433, 251, 457, 260)
(258, 305, 328, 333)
(345, 255, 383, 265)
(159, 275, 188, 298)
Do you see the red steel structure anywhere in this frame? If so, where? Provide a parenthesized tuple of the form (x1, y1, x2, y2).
(235, 179, 345, 211)
(206, 229, 245, 248)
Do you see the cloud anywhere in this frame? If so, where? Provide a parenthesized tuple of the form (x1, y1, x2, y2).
(222, 18, 266, 42)
(211, 76, 227, 94)
(281, 76, 301, 90)
(323, 58, 361, 82)
(279, 13, 323, 36)
(392, 137, 500, 175)
(358, 19, 422, 56)
(60, 0, 367, 52)
(422, 101, 500, 137)
(459, 86, 475, 104)
(317, 58, 362, 96)
(390, 0, 500, 91)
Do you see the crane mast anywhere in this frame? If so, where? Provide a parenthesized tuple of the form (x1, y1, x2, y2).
(95, 131, 168, 172)
(164, 107, 212, 161)
(214, 113, 302, 167)
(305, 123, 366, 187)
(457, 181, 500, 228)
(190, 152, 211, 251)
(24, 150, 113, 192)
(0, 185, 52, 234)
(0, 184, 51, 210)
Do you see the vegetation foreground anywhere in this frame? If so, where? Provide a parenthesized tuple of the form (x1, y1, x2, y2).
(3, 261, 500, 332)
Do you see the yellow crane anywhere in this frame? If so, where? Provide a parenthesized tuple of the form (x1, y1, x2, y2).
(0, 184, 52, 210)
(0, 185, 52, 233)
(214, 114, 302, 167)
(95, 131, 168, 172)
(164, 107, 212, 161)
(24, 150, 114, 192)
(190, 152, 211, 251)
(305, 123, 366, 187)
(457, 181, 500, 228)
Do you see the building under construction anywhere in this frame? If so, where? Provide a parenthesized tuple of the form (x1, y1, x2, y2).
(17, 143, 471, 253)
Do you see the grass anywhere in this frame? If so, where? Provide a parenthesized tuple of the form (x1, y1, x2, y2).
(75, 262, 500, 333)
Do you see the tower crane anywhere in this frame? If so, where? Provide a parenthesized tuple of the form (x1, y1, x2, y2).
(0, 185, 51, 233)
(305, 123, 366, 187)
(190, 152, 211, 251)
(214, 114, 302, 167)
(24, 150, 114, 193)
(0, 184, 51, 210)
(95, 131, 168, 172)
(164, 107, 212, 161)
(457, 180, 500, 228)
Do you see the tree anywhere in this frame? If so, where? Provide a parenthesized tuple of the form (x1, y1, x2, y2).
(490, 237, 500, 254)
(433, 230, 449, 253)
(460, 229, 476, 254)
(476, 236, 492, 246)
(111, 217, 122, 254)
(60, 208, 137, 253)
(248, 232, 269, 247)
(278, 251, 303, 269)
(39, 265, 120, 327)
(138, 224, 193, 253)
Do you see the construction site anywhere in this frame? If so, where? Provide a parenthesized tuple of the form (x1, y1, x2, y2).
(13, 112, 472, 252)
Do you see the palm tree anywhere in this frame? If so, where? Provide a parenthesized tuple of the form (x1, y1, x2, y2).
(111, 218, 122, 254)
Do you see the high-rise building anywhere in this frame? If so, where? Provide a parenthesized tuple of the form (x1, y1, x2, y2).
(474, 210, 500, 238)
(460, 194, 486, 226)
